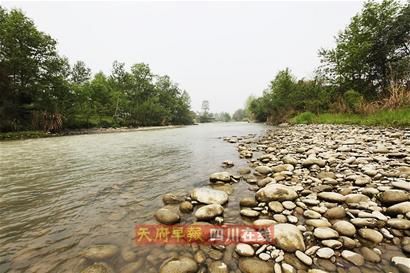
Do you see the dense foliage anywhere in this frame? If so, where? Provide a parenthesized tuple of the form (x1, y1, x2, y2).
(248, 0, 409, 123)
(0, 7, 193, 132)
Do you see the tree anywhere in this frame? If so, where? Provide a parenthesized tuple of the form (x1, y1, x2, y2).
(199, 100, 213, 122)
(201, 100, 210, 115)
(0, 7, 194, 131)
(71, 60, 91, 84)
(232, 109, 245, 121)
(0, 7, 70, 131)
(319, 0, 410, 98)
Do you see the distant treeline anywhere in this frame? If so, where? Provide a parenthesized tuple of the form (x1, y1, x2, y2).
(0, 7, 194, 132)
(247, 0, 410, 123)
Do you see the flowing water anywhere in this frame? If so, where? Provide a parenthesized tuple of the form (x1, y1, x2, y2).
(0, 122, 265, 273)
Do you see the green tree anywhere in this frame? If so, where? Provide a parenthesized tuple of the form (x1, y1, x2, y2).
(0, 7, 70, 131)
(71, 60, 91, 84)
(319, 0, 410, 98)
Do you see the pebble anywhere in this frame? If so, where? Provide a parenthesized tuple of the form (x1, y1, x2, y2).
(341, 250, 365, 266)
(235, 243, 254, 257)
(313, 227, 339, 239)
(295, 250, 313, 265)
(316, 247, 335, 259)
(358, 228, 383, 244)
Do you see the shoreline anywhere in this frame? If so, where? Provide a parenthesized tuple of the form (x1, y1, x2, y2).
(0, 125, 187, 141)
(150, 123, 409, 273)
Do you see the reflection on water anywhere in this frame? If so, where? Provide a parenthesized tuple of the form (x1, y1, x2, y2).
(0, 123, 265, 273)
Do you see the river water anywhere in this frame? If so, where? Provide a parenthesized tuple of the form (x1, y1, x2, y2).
(0, 122, 265, 273)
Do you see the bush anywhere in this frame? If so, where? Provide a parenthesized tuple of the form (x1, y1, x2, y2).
(343, 90, 363, 113)
(291, 112, 316, 124)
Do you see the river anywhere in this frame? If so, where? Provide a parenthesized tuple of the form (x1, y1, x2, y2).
(0, 122, 265, 273)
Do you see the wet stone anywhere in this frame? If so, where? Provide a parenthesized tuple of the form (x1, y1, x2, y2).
(81, 244, 119, 261)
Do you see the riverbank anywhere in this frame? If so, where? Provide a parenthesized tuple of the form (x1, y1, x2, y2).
(290, 107, 410, 127)
(137, 123, 410, 273)
(0, 125, 186, 141)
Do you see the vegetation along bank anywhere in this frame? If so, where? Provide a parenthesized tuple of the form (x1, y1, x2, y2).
(245, 0, 410, 126)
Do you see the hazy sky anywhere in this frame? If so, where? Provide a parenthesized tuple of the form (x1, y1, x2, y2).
(3, 1, 364, 113)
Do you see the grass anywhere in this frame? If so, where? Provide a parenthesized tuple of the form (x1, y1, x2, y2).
(290, 107, 410, 127)
(0, 131, 52, 141)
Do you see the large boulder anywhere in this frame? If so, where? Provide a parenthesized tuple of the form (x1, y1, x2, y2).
(274, 224, 305, 252)
(191, 187, 228, 205)
(256, 184, 298, 202)
(194, 204, 224, 220)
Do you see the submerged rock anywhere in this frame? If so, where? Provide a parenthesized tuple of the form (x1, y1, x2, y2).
(209, 261, 228, 273)
(154, 207, 180, 224)
(119, 260, 144, 273)
(81, 244, 119, 260)
(240, 197, 258, 207)
(81, 263, 114, 273)
(159, 257, 198, 273)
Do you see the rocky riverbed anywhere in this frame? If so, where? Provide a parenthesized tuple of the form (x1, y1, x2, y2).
(77, 124, 410, 273)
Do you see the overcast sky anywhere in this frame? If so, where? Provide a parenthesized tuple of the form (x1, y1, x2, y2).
(3, 1, 364, 113)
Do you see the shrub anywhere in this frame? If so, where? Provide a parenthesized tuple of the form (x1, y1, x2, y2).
(291, 112, 316, 124)
(343, 90, 363, 113)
